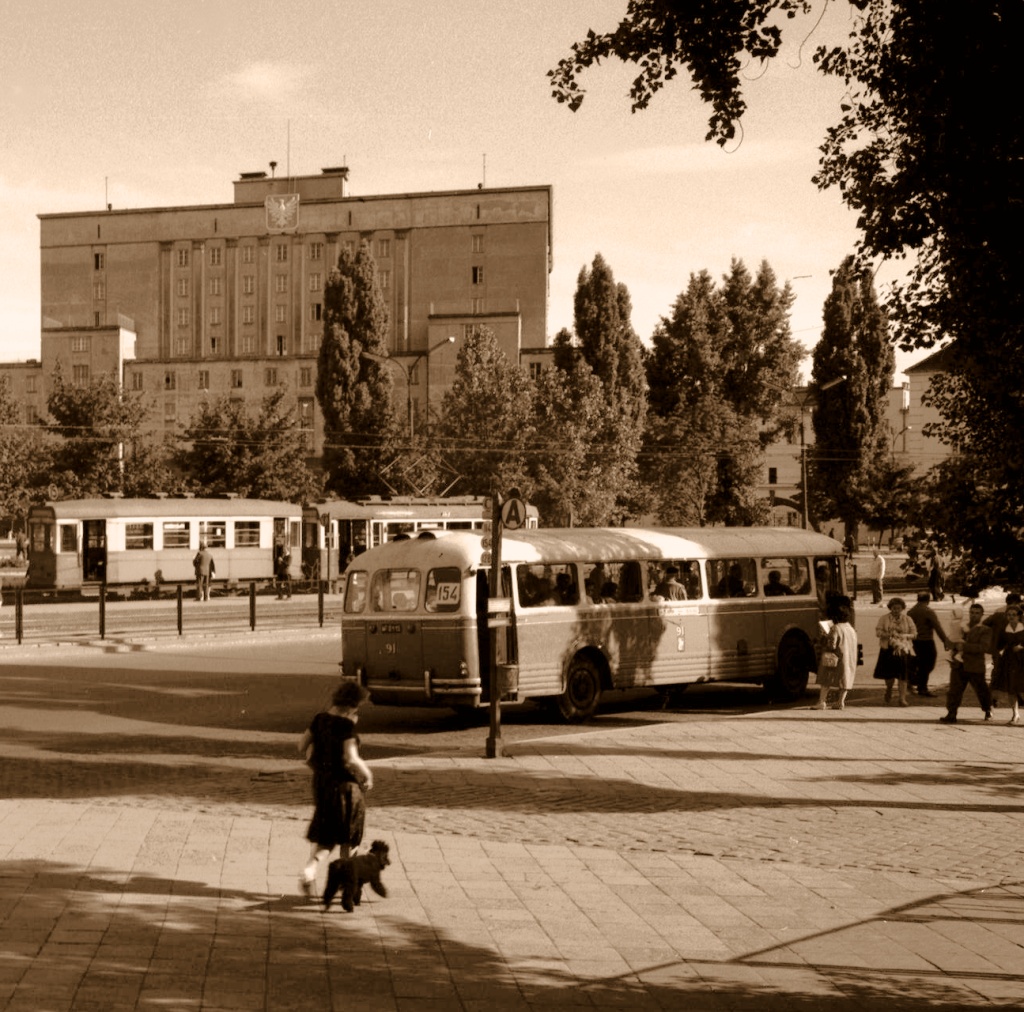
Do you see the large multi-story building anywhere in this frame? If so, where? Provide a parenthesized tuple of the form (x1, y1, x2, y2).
(19, 168, 552, 453)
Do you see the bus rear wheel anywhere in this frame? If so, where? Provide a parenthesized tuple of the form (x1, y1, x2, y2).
(557, 656, 602, 722)
(769, 635, 814, 702)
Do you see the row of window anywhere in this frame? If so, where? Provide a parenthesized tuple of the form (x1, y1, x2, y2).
(156, 368, 316, 392)
(93, 235, 486, 274)
(345, 556, 842, 615)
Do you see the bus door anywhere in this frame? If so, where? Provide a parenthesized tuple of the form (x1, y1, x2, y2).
(365, 566, 424, 699)
(82, 520, 107, 583)
(647, 559, 711, 686)
(706, 556, 767, 680)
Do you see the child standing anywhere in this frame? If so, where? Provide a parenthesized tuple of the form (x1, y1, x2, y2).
(298, 681, 374, 899)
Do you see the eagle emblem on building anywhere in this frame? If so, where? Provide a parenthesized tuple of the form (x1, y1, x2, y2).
(265, 194, 299, 232)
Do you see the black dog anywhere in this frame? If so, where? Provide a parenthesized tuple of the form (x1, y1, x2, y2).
(323, 840, 390, 912)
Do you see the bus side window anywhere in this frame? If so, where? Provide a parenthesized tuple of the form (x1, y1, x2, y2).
(619, 561, 644, 603)
(344, 571, 368, 614)
(709, 558, 755, 598)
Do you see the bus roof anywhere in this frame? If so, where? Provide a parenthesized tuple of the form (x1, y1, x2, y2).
(29, 498, 301, 520)
(349, 526, 844, 569)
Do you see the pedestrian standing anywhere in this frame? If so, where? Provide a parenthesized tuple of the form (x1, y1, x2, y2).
(298, 681, 374, 899)
(908, 592, 952, 696)
(927, 553, 945, 601)
(193, 541, 215, 602)
(869, 549, 886, 604)
(939, 602, 992, 723)
(813, 598, 858, 710)
(873, 597, 915, 706)
(991, 603, 1024, 725)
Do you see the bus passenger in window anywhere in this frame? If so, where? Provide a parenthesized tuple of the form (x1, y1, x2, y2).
(531, 577, 561, 607)
(717, 563, 747, 598)
(654, 565, 687, 601)
(600, 581, 618, 603)
(619, 561, 644, 602)
(555, 572, 577, 605)
(764, 570, 794, 596)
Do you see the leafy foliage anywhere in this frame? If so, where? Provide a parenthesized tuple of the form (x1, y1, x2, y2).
(0, 376, 47, 519)
(46, 362, 150, 498)
(315, 241, 398, 495)
(644, 259, 801, 524)
(177, 389, 325, 503)
(436, 328, 535, 497)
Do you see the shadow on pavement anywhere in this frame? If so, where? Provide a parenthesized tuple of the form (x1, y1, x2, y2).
(1, 859, 1018, 1010)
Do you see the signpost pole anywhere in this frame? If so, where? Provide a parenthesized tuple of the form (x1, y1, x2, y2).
(486, 493, 504, 758)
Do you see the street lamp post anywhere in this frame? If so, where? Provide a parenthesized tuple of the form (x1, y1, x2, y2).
(360, 336, 455, 439)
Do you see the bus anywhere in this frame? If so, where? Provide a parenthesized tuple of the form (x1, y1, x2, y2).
(25, 497, 303, 592)
(301, 495, 538, 585)
(338, 526, 847, 719)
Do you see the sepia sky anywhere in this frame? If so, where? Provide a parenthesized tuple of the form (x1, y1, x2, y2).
(1, 0, 925, 378)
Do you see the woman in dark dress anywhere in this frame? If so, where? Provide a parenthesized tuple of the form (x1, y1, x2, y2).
(873, 597, 916, 706)
(298, 681, 373, 898)
(992, 604, 1024, 725)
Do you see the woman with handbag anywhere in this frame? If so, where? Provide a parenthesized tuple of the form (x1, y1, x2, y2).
(814, 598, 858, 710)
(874, 597, 916, 706)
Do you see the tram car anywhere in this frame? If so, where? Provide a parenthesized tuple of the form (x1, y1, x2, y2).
(25, 497, 303, 592)
(300, 496, 507, 585)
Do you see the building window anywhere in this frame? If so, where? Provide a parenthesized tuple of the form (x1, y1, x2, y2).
(309, 272, 321, 292)
(26, 375, 38, 393)
(94, 252, 105, 270)
(242, 245, 254, 264)
(275, 274, 288, 293)
(300, 367, 312, 387)
(210, 307, 221, 326)
(198, 370, 210, 390)
(265, 367, 278, 387)
(164, 400, 176, 423)
(209, 247, 222, 266)
(210, 277, 222, 296)
(26, 404, 42, 425)
(177, 248, 189, 267)
(125, 523, 154, 551)
(93, 281, 105, 300)
(275, 305, 286, 323)
(241, 333, 254, 354)
(472, 266, 484, 285)
(176, 278, 189, 298)
(72, 364, 90, 386)
(471, 297, 484, 314)
(275, 244, 288, 262)
(231, 370, 243, 389)
(377, 239, 391, 258)
(210, 336, 219, 355)
(130, 372, 143, 391)
(379, 270, 391, 290)
(299, 397, 314, 428)
(276, 335, 286, 356)
(309, 241, 323, 260)
(242, 275, 255, 295)
(242, 305, 254, 324)
(472, 234, 484, 253)
(309, 303, 322, 321)
(72, 335, 91, 353)
(93, 311, 101, 327)
(175, 336, 190, 356)
(177, 308, 190, 326)
(164, 371, 176, 391)
(528, 362, 544, 381)
(768, 467, 778, 485)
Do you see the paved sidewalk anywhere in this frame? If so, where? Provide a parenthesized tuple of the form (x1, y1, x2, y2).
(2, 700, 1024, 1009)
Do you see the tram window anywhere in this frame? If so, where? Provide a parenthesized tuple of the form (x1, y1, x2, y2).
(125, 523, 154, 551)
(708, 558, 756, 598)
(370, 568, 421, 612)
(235, 521, 260, 547)
(425, 567, 462, 612)
(163, 521, 190, 549)
(200, 520, 226, 549)
(58, 523, 77, 552)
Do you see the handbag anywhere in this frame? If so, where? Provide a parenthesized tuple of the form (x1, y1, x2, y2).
(817, 651, 840, 679)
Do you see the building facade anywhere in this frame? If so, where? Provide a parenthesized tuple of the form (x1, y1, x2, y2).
(29, 169, 552, 454)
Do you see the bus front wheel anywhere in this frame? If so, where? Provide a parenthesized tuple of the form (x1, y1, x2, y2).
(769, 635, 814, 701)
(557, 656, 602, 722)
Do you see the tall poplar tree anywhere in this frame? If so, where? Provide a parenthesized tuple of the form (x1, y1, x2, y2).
(565, 254, 647, 522)
(315, 241, 397, 496)
(810, 256, 894, 538)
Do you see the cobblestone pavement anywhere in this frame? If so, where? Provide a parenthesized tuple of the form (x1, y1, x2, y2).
(2, 664, 1024, 1009)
